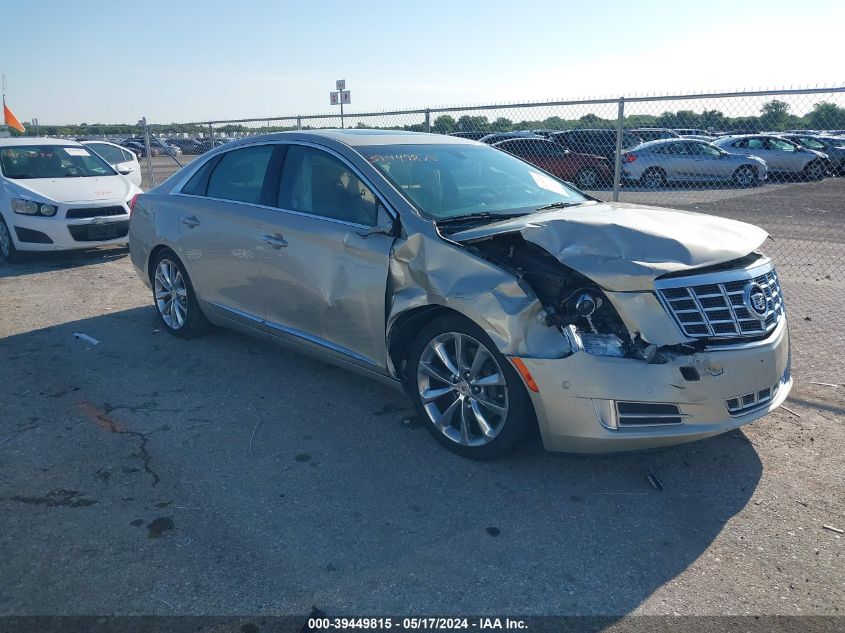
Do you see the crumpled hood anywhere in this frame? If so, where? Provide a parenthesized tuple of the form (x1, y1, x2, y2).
(4, 175, 134, 203)
(449, 202, 768, 291)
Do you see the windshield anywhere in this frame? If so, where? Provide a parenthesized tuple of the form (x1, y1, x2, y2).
(0, 145, 116, 179)
(358, 143, 588, 220)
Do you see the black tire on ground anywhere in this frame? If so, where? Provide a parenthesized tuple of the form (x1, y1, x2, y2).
(803, 160, 826, 181)
(150, 249, 209, 338)
(732, 165, 758, 188)
(0, 215, 21, 263)
(406, 314, 533, 460)
(640, 167, 667, 188)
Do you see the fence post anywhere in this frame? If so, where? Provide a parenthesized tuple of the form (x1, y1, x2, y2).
(425, 108, 431, 133)
(296, 116, 302, 131)
(612, 97, 625, 202)
(208, 123, 214, 146)
(141, 117, 155, 187)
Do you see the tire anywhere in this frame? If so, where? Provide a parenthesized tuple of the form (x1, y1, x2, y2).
(574, 167, 599, 189)
(803, 159, 825, 181)
(406, 314, 533, 460)
(640, 167, 667, 188)
(0, 215, 21, 263)
(150, 249, 208, 338)
(732, 165, 758, 188)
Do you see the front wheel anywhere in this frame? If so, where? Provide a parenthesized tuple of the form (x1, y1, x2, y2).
(0, 216, 20, 263)
(151, 250, 208, 338)
(803, 160, 825, 181)
(732, 165, 758, 188)
(407, 315, 533, 459)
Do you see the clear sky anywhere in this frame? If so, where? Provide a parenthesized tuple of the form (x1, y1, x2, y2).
(1, 0, 843, 124)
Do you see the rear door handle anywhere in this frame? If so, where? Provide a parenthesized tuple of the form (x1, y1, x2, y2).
(181, 215, 200, 228)
(261, 234, 288, 249)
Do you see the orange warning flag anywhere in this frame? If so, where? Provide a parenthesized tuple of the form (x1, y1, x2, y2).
(3, 99, 25, 133)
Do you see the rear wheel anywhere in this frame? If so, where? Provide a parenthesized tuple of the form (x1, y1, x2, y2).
(407, 315, 532, 460)
(803, 159, 825, 181)
(640, 167, 666, 188)
(732, 165, 758, 188)
(151, 250, 208, 338)
(0, 216, 20, 263)
(574, 167, 599, 189)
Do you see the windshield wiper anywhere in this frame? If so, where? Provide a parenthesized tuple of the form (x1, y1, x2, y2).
(534, 201, 584, 212)
(436, 212, 527, 226)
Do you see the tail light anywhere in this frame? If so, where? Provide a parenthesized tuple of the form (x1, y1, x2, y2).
(128, 194, 140, 213)
(623, 153, 637, 163)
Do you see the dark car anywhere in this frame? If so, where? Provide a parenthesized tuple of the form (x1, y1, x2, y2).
(448, 131, 489, 141)
(479, 131, 542, 145)
(549, 129, 643, 161)
(168, 138, 209, 155)
(629, 128, 680, 142)
(492, 137, 611, 189)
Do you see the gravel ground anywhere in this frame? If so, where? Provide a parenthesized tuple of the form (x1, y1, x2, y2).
(0, 172, 842, 623)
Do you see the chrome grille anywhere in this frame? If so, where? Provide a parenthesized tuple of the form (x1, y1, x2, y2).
(656, 260, 784, 340)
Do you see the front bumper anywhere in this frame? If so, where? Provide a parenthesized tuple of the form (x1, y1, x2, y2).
(518, 320, 791, 453)
(6, 202, 130, 251)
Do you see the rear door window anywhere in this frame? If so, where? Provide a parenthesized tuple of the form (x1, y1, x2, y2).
(206, 145, 275, 204)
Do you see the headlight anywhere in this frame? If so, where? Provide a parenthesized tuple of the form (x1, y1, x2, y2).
(11, 199, 38, 215)
(11, 199, 57, 217)
(581, 333, 626, 357)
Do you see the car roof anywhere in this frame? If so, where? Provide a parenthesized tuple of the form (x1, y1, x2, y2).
(218, 129, 475, 148)
(636, 138, 702, 148)
(0, 137, 83, 147)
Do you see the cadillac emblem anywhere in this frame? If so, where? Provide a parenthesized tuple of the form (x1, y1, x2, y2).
(743, 283, 769, 321)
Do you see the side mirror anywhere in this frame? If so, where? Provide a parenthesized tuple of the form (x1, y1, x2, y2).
(117, 167, 133, 175)
(357, 202, 399, 238)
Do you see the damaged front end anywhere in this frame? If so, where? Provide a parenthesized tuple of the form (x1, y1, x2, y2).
(459, 230, 667, 363)
(406, 204, 792, 453)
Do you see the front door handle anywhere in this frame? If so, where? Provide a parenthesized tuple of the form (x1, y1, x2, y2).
(261, 234, 288, 249)
(181, 215, 200, 228)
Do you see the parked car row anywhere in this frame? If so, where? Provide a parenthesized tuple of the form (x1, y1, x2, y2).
(450, 128, 845, 188)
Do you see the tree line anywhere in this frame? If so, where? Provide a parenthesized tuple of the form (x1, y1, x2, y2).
(10, 100, 845, 138)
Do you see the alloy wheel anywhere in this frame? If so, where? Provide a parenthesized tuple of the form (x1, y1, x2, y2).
(416, 332, 509, 447)
(576, 168, 598, 189)
(735, 167, 755, 187)
(643, 169, 665, 188)
(154, 259, 188, 329)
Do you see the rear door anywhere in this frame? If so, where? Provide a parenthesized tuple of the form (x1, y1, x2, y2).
(175, 143, 279, 324)
(257, 143, 395, 369)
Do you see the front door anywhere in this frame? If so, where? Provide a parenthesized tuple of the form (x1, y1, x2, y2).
(258, 144, 395, 369)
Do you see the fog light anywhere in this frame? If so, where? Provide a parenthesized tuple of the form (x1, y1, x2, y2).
(581, 333, 625, 357)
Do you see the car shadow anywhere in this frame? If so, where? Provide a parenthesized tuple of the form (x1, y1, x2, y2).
(0, 245, 130, 279)
(0, 306, 763, 618)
